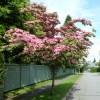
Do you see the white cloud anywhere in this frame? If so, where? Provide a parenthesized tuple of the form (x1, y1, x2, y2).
(86, 37, 100, 62)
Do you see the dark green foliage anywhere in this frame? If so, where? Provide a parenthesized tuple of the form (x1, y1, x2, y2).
(0, 25, 6, 36)
(96, 61, 100, 72)
(11, 53, 34, 64)
(90, 67, 97, 73)
(97, 67, 100, 72)
(0, 0, 28, 6)
(2, 43, 24, 63)
(0, 0, 10, 6)
(64, 15, 72, 25)
(0, 0, 28, 30)
(93, 58, 96, 63)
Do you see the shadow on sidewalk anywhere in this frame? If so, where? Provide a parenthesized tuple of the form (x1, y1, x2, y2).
(5, 82, 75, 100)
(4, 85, 52, 100)
(32, 83, 76, 100)
(65, 85, 80, 100)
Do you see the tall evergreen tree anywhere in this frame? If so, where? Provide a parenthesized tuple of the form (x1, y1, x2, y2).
(64, 15, 72, 25)
(93, 58, 96, 63)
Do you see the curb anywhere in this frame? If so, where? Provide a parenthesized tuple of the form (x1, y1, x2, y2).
(62, 74, 82, 100)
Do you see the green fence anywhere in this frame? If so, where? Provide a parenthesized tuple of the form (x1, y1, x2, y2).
(0, 84, 4, 100)
(4, 64, 74, 92)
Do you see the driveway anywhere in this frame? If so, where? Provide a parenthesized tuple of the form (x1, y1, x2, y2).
(64, 73, 100, 100)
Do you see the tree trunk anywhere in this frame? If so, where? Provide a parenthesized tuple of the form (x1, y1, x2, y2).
(74, 68, 76, 74)
(51, 67, 55, 95)
(52, 69, 55, 88)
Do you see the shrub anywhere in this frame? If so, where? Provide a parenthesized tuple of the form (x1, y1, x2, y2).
(90, 67, 97, 72)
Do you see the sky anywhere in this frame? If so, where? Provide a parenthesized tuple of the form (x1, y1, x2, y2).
(30, 0, 100, 62)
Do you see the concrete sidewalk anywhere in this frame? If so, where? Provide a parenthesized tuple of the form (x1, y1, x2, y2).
(63, 73, 100, 100)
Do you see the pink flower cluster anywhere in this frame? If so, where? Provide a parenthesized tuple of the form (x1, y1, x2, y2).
(43, 37, 61, 45)
(71, 18, 92, 26)
(6, 28, 44, 54)
(22, 3, 60, 37)
(53, 45, 70, 55)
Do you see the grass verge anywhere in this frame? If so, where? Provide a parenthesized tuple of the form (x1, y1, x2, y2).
(32, 74, 81, 100)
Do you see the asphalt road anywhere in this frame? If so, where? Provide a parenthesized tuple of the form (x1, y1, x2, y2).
(64, 73, 100, 100)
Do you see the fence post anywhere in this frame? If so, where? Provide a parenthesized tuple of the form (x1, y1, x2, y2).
(0, 84, 4, 100)
(20, 64, 21, 88)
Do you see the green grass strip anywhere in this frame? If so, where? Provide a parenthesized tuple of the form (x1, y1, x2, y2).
(32, 74, 81, 100)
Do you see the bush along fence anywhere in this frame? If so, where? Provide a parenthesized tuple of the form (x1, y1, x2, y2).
(3, 64, 74, 92)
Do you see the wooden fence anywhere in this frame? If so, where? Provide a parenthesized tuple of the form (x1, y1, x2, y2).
(3, 64, 74, 92)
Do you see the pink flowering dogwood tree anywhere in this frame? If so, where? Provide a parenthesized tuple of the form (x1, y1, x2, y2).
(1, 3, 95, 91)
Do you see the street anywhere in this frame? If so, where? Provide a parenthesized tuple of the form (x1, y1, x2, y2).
(65, 73, 100, 100)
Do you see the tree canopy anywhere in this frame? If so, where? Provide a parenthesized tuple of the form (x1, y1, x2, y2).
(0, 2, 95, 69)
